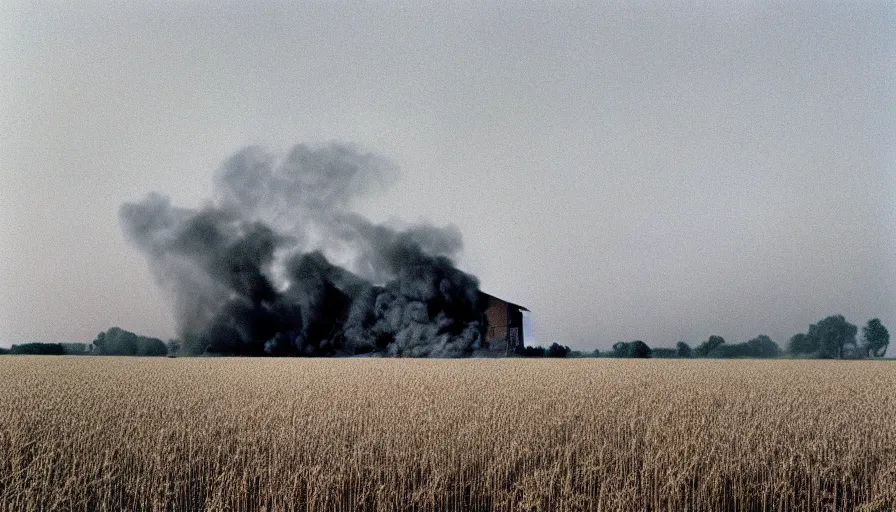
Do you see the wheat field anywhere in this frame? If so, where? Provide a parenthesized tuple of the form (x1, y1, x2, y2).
(0, 357, 894, 511)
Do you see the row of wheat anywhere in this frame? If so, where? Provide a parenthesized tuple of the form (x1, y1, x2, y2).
(0, 356, 894, 511)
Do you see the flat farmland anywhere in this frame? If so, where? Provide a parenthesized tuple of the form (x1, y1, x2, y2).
(1, 357, 894, 511)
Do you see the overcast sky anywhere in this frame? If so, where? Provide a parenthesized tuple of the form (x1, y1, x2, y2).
(1, 1, 893, 350)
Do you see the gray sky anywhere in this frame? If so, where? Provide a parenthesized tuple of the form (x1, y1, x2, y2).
(1, 1, 893, 350)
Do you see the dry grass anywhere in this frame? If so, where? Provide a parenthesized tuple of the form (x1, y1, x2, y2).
(1, 357, 895, 511)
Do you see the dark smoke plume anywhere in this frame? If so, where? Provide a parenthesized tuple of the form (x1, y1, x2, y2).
(120, 143, 484, 357)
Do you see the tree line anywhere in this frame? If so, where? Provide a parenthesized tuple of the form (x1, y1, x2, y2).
(0, 342, 89, 356)
(0, 327, 169, 356)
(559, 315, 888, 360)
(1, 316, 889, 360)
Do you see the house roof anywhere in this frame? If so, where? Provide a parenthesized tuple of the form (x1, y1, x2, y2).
(478, 291, 529, 312)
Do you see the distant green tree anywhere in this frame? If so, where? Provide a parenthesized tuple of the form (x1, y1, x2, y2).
(10, 343, 66, 355)
(611, 342, 625, 357)
(61, 343, 89, 355)
(611, 340, 652, 358)
(707, 335, 781, 358)
(707, 344, 738, 358)
(630, 340, 652, 358)
(787, 333, 818, 356)
(651, 348, 678, 358)
(694, 336, 725, 357)
(518, 346, 546, 357)
(788, 316, 859, 359)
(138, 338, 167, 356)
(546, 343, 571, 358)
(92, 327, 167, 356)
(808, 315, 857, 359)
(610, 342, 625, 357)
(675, 341, 692, 358)
(743, 335, 782, 358)
(516, 343, 571, 358)
(861, 319, 889, 358)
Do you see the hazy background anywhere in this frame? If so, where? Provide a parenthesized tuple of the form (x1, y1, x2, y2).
(1, 1, 893, 351)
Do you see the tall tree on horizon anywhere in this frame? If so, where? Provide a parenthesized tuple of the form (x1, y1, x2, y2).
(861, 319, 889, 358)
(807, 315, 857, 359)
(694, 336, 725, 358)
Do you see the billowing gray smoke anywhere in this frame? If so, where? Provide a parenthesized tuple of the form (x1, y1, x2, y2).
(120, 143, 484, 357)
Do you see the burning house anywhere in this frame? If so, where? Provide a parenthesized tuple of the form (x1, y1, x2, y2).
(121, 142, 531, 358)
(480, 292, 528, 355)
